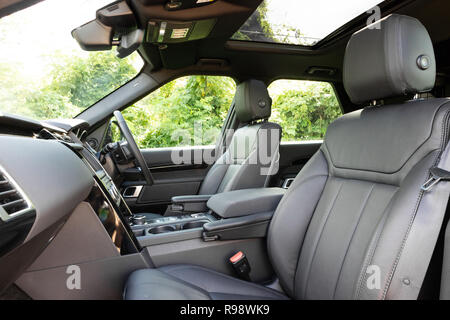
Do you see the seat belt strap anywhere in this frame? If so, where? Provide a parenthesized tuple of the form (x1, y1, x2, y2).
(385, 142, 450, 299)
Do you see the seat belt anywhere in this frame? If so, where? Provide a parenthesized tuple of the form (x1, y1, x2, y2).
(385, 142, 450, 300)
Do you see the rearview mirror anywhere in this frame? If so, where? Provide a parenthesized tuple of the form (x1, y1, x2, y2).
(71, 20, 113, 51)
(71, 1, 142, 58)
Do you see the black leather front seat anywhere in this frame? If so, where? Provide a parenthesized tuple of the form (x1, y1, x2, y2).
(142, 79, 281, 220)
(125, 14, 450, 300)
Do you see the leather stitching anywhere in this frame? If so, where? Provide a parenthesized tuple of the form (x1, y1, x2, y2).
(381, 107, 450, 299)
(354, 200, 392, 299)
(332, 183, 375, 299)
(323, 99, 450, 175)
(301, 180, 344, 299)
(268, 149, 328, 297)
(354, 104, 450, 299)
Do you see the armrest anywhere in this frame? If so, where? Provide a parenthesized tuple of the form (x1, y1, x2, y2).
(202, 211, 274, 241)
(207, 188, 285, 218)
(170, 194, 212, 213)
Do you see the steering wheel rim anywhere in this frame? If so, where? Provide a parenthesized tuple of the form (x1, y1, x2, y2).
(113, 110, 153, 185)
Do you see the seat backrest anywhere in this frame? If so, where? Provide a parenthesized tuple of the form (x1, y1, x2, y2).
(267, 14, 450, 300)
(198, 79, 281, 195)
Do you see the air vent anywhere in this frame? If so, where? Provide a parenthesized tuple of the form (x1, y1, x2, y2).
(0, 167, 32, 222)
(37, 129, 73, 143)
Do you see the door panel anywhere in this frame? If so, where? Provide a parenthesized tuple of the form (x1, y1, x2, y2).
(142, 146, 215, 168)
(124, 146, 215, 214)
(139, 181, 201, 203)
(270, 141, 322, 188)
(116, 75, 236, 215)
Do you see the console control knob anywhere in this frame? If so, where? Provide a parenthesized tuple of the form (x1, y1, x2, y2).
(132, 214, 146, 225)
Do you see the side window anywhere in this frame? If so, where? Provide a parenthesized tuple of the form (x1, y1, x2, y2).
(268, 80, 342, 142)
(121, 76, 236, 149)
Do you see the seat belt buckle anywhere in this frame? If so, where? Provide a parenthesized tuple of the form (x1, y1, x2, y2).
(229, 251, 251, 281)
(422, 167, 450, 191)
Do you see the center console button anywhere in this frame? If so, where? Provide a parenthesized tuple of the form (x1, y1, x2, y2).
(132, 214, 146, 225)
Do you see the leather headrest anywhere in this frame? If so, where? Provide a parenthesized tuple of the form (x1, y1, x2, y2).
(343, 14, 436, 105)
(235, 79, 272, 122)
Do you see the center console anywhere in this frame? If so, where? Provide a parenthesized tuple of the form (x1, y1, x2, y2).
(130, 187, 286, 248)
(130, 212, 217, 246)
(72, 133, 287, 283)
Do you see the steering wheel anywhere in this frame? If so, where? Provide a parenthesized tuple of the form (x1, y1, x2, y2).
(113, 110, 153, 185)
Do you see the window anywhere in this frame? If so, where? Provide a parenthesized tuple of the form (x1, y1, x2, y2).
(231, 0, 382, 46)
(268, 80, 341, 142)
(0, 0, 143, 120)
(121, 76, 236, 149)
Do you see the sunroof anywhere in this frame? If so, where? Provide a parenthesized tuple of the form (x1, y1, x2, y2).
(231, 0, 383, 46)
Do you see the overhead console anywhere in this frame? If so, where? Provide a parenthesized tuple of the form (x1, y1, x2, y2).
(146, 18, 216, 44)
(71, 0, 220, 56)
(71, 0, 261, 60)
(142, 0, 219, 11)
(132, 0, 261, 42)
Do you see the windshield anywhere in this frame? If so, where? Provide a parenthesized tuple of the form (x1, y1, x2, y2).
(0, 0, 143, 120)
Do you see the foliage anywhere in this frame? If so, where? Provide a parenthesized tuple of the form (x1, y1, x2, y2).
(25, 88, 78, 120)
(231, 0, 310, 45)
(121, 76, 236, 148)
(270, 83, 341, 141)
(49, 51, 138, 110)
(0, 51, 138, 120)
(232, 0, 275, 42)
(119, 77, 341, 148)
(1, 50, 341, 149)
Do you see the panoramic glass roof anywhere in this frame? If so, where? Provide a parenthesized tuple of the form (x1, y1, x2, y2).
(231, 0, 383, 46)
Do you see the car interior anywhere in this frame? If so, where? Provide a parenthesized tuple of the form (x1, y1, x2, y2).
(1, 0, 450, 300)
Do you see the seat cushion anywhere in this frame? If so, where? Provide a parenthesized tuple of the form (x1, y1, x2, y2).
(123, 264, 288, 300)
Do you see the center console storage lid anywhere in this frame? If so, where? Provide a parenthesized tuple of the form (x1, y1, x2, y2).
(207, 188, 286, 218)
(171, 194, 212, 203)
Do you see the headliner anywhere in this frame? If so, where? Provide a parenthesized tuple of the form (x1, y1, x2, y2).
(3, 0, 450, 104)
(131, 0, 450, 86)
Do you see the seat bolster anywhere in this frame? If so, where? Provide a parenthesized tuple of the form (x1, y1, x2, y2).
(356, 150, 442, 300)
(267, 149, 329, 297)
(124, 265, 288, 300)
(198, 153, 230, 195)
(201, 121, 282, 194)
(160, 265, 288, 300)
(123, 268, 210, 300)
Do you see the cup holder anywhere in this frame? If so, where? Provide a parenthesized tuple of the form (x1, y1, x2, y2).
(148, 225, 176, 234)
(182, 220, 209, 230)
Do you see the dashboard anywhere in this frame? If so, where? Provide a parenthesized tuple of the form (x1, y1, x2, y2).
(0, 112, 139, 292)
